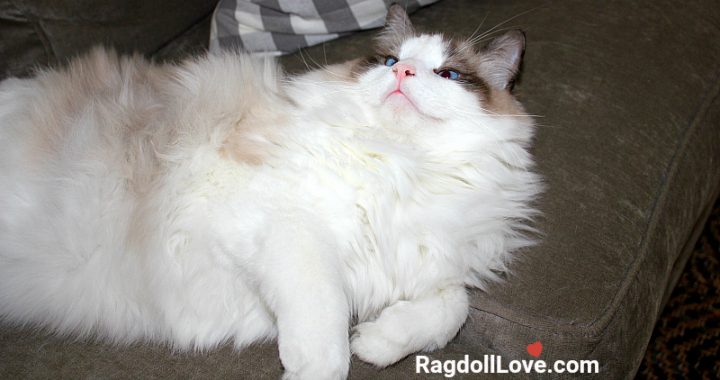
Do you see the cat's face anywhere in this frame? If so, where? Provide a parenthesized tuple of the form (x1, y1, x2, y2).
(358, 34, 483, 123)
(354, 5, 526, 128)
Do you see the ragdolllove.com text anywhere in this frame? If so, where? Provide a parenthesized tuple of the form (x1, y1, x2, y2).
(416, 354, 600, 377)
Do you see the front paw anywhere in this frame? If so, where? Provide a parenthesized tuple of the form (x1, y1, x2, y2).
(281, 357, 348, 380)
(280, 341, 349, 380)
(351, 320, 410, 367)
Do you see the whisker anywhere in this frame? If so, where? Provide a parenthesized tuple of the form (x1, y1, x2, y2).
(297, 48, 314, 72)
(467, 14, 489, 42)
(466, 6, 543, 47)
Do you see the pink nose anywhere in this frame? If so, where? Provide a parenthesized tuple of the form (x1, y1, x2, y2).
(392, 63, 416, 82)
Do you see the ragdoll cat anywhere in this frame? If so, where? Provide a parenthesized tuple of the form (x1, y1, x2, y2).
(0, 5, 540, 379)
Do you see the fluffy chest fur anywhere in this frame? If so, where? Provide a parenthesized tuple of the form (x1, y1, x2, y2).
(188, 92, 535, 321)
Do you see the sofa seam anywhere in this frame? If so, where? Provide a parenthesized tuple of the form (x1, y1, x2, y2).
(7, 0, 57, 64)
(468, 305, 603, 340)
(149, 9, 215, 58)
(587, 67, 720, 335)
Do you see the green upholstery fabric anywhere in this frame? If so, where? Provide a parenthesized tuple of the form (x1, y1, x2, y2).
(0, 0, 215, 78)
(1, 0, 719, 378)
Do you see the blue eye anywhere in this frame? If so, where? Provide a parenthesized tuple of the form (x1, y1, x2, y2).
(436, 69, 460, 80)
(384, 56, 398, 66)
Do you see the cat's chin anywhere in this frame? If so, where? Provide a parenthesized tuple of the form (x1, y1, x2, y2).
(382, 98, 445, 127)
(383, 90, 429, 118)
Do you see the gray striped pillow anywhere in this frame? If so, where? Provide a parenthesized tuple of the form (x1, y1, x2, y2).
(210, 0, 440, 56)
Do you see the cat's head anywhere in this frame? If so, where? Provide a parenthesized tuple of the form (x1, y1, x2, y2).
(354, 5, 527, 128)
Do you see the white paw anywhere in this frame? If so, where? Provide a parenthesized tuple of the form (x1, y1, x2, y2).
(279, 339, 349, 380)
(280, 357, 348, 380)
(351, 320, 411, 367)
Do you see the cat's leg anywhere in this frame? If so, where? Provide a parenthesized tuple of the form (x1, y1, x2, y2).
(351, 285, 468, 367)
(257, 221, 350, 380)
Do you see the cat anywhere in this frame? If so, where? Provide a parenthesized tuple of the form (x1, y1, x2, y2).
(0, 5, 540, 380)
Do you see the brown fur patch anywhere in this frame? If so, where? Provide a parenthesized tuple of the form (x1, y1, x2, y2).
(219, 113, 282, 166)
(350, 56, 381, 79)
(442, 39, 491, 97)
(26, 48, 172, 187)
(485, 87, 526, 116)
(443, 39, 528, 118)
(321, 59, 364, 82)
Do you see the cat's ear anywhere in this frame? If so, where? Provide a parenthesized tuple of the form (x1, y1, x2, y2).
(377, 4, 415, 48)
(385, 4, 415, 36)
(478, 30, 526, 90)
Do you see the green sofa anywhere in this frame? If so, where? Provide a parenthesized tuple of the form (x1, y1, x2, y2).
(1, 0, 719, 378)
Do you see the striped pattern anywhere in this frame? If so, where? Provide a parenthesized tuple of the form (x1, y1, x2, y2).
(210, 0, 440, 56)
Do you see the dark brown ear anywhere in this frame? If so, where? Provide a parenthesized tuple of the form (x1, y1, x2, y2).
(386, 4, 414, 35)
(478, 30, 526, 90)
(377, 4, 415, 48)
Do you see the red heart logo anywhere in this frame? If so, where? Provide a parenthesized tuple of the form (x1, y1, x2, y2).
(526, 341, 543, 358)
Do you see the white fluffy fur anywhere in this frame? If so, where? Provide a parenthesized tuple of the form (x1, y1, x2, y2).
(0, 25, 540, 379)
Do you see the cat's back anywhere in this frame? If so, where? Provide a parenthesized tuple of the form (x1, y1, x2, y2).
(0, 48, 291, 341)
(0, 47, 284, 172)
(0, 49, 169, 177)
(0, 47, 289, 254)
